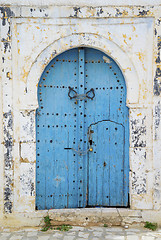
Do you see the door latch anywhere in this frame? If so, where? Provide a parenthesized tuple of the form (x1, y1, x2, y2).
(88, 127, 94, 152)
(68, 87, 95, 104)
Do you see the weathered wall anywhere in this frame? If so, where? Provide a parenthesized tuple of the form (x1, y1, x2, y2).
(0, 1, 161, 226)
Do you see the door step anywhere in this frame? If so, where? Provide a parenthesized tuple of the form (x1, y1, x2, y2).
(48, 208, 143, 227)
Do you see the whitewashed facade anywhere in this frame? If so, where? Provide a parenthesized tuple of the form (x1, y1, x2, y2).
(0, 0, 161, 227)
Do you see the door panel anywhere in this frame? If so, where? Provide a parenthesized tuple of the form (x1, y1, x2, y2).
(36, 49, 80, 209)
(88, 121, 125, 206)
(84, 48, 129, 206)
(36, 47, 129, 210)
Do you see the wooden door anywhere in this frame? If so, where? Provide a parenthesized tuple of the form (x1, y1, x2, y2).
(36, 48, 129, 209)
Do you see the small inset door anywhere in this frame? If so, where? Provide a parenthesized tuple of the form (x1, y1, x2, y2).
(88, 121, 125, 206)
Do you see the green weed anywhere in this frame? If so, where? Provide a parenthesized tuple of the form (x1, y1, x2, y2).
(144, 221, 158, 231)
(41, 215, 52, 232)
(55, 225, 72, 231)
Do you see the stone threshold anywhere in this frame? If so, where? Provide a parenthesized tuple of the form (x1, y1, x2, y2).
(1, 208, 161, 228)
(48, 208, 143, 226)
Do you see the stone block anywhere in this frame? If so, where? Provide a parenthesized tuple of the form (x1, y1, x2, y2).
(130, 148, 153, 195)
(20, 163, 35, 197)
(19, 110, 35, 141)
(20, 142, 36, 163)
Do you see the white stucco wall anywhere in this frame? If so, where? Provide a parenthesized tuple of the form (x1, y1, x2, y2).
(0, 0, 161, 226)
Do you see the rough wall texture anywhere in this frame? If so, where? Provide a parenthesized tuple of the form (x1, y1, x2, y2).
(0, 7, 14, 214)
(0, 1, 161, 226)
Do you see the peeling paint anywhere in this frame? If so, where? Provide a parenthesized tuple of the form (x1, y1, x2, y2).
(0, 7, 14, 26)
(137, 9, 150, 16)
(0, 3, 160, 224)
(96, 7, 103, 17)
(154, 101, 160, 140)
(3, 110, 13, 213)
(154, 35, 161, 95)
(20, 163, 34, 197)
(131, 116, 146, 148)
(154, 67, 161, 96)
(73, 7, 81, 17)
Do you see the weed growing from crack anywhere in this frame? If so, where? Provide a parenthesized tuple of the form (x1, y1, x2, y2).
(41, 215, 72, 232)
(41, 215, 52, 232)
(144, 221, 158, 231)
(54, 225, 72, 231)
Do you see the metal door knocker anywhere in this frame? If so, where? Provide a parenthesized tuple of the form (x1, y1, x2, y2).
(68, 87, 95, 104)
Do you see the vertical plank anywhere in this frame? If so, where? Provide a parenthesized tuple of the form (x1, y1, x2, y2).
(45, 74, 54, 209)
(88, 125, 97, 205)
(96, 123, 103, 206)
(102, 122, 110, 206)
(77, 48, 86, 207)
(109, 122, 125, 206)
(36, 73, 47, 209)
(109, 122, 116, 206)
(67, 50, 79, 208)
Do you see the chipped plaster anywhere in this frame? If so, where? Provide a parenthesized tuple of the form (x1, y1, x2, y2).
(0, 3, 161, 226)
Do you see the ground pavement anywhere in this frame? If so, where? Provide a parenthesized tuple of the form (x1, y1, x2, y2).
(1, 226, 161, 240)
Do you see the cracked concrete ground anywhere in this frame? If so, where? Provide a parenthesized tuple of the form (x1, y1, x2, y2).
(1, 226, 161, 240)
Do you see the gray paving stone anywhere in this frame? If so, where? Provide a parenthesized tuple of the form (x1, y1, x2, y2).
(124, 231, 136, 235)
(10, 235, 23, 240)
(113, 232, 126, 236)
(1, 226, 161, 240)
(142, 236, 155, 240)
(126, 236, 140, 240)
(70, 227, 84, 231)
(27, 232, 38, 237)
(78, 232, 90, 238)
(63, 236, 75, 240)
(65, 231, 76, 235)
(1, 233, 11, 236)
(23, 237, 37, 240)
(50, 238, 63, 240)
(111, 237, 125, 240)
(89, 227, 104, 231)
(52, 232, 64, 238)
(76, 239, 87, 240)
(37, 236, 50, 240)
(105, 227, 123, 232)
(105, 236, 125, 240)
(92, 231, 103, 236)
(91, 238, 101, 240)
(87, 229, 95, 232)
(126, 228, 141, 232)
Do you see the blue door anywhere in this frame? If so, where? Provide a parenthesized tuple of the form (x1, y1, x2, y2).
(36, 48, 129, 210)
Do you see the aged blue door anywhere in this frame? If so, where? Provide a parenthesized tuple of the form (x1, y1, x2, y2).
(36, 48, 129, 210)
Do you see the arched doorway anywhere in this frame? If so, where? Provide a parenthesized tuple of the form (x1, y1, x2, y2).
(36, 47, 129, 210)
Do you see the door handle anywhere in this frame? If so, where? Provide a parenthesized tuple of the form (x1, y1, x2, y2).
(68, 87, 95, 102)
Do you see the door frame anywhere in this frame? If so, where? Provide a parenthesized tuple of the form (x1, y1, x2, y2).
(23, 33, 140, 210)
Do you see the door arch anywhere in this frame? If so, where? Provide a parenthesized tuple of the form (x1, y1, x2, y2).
(36, 47, 129, 210)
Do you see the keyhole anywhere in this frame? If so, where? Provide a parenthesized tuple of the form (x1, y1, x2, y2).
(89, 140, 92, 145)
